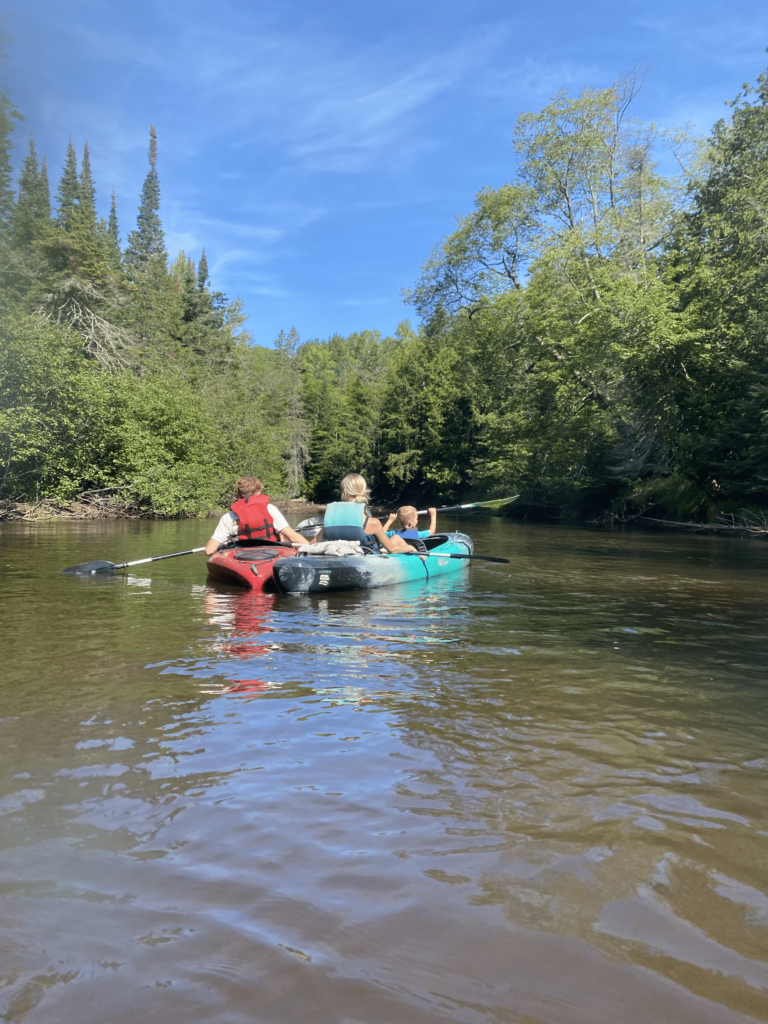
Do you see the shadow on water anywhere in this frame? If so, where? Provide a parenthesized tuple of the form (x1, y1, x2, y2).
(1, 516, 768, 1023)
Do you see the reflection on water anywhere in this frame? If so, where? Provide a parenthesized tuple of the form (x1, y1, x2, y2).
(1, 517, 767, 1023)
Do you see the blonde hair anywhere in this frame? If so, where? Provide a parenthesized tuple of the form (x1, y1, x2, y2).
(398, 505, 418, 525)
(236, 476, 264, 499)
(340, 473, 370, 503)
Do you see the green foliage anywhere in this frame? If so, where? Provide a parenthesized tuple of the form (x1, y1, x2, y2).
(390, 66, 768, 520)
(55, 139, 79, 233)
(299, 329, 398, 500)
(11, 134, 49, 248)
(125, 124, 165, 268)
(0, 96, 310, 513)
(2, 60, 768, 523)
(106, 189, 120, 252)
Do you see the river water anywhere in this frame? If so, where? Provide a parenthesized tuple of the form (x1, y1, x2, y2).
(1, 516, 767, 1023)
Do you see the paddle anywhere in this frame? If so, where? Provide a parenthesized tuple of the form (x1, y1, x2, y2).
(400, 551, 510, 563)
(62, 547, 206, 575)
(388, 494, 520, 519)
(296, 494, 519, 533)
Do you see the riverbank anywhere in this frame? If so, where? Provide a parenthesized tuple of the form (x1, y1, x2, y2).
(0, 495, 327, 522)
(4, 495, 767, 538)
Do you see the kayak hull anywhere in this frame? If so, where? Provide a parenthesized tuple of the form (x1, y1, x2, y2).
(206, 541, 297, 590)
(272, 532, 473, 594)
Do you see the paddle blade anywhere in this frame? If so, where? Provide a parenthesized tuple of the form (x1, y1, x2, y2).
(296, 516, 324, 530)
(470, 494, 519, 510)
(62, 559, 118, 575)
(296, 515, 324, 539)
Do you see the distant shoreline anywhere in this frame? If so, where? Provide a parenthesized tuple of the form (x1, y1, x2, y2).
(0, 498, 327, 523)
(3, 500, 766, 539)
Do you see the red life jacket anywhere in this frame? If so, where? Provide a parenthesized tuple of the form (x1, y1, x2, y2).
(230, 494, 280, 542)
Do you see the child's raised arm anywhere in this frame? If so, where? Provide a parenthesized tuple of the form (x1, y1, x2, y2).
(428, 507, 437, 535)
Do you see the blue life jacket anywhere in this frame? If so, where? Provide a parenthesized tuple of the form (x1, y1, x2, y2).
(396, 528, 421, 540)
(323, 502, 377, 546)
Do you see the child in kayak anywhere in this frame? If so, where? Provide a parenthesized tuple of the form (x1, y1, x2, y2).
(384, 505, 437, 541)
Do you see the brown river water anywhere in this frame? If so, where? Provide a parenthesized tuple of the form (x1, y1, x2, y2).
(1, 516, 767, 1023)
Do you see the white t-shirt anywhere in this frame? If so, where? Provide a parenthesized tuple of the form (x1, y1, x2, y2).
(211, 505, 289, 545)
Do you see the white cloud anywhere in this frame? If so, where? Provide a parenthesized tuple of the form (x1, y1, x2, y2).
(64, 15, 506, 174)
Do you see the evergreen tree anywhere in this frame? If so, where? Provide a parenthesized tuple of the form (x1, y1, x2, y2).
(107, 189, 120, 250)
(125, 124, 165, 266)
(12, 134, 41, 248)
(0, 87, 22, 245)
(77, 139, 96, 233)
(39, 154, 50, 220)
(56, 139, 79, 232)
(197, 246, 209, 289)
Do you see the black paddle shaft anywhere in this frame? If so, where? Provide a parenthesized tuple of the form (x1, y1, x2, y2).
(62, 546, 206, 575)
(401, 552, 510, 564)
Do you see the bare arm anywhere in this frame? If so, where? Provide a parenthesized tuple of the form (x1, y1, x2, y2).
(428, 507, 437, 535)
(279, 525, 310, 546)
(204, 537, 220, 556)
(365, 518, 416, 554)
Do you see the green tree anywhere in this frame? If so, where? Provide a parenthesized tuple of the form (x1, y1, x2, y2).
(125, 124, 165, 266)
(275, 327, 307, 495)
(11, 134, 50, 248)
(55, 138, 79, 232)
(107, 189, 119, 251)
(77, 139, 97, 233)
(0, 25, 22, 248)
(39, 154, 50, 220)
(665, 64, 768, 511)
(197, 246, 209, 289)
(300, 329, 398, 500)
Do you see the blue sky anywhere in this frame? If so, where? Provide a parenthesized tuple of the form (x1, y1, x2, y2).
(3, 1, 768, 346)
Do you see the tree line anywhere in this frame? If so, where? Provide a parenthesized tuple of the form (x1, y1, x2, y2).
(2, 60, 768, 520)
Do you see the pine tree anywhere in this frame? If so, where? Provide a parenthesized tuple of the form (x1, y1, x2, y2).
(77, 139, 96, 233)
(12, 134, 44, 248)
(10, 138, 51, 250)
(197, 246, 209, 289)
(107, 189, 120, 250)
(125, 124, 166, 267)
(56, 138, 79, 232)
(39, 154, 51, 221)
(276, 327, 308, 495)
(0, 87, 22, 245)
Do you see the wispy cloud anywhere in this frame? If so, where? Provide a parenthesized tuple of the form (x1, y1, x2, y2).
(67, 15, 506, 174)
(7, 0, 767, 344)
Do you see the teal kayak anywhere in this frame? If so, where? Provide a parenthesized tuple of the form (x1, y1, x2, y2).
(272, 532, 473, 594)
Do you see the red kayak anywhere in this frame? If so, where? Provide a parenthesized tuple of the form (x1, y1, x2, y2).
(206, 540, 298, 590)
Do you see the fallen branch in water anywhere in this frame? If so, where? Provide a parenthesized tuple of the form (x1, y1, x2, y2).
(645, 510, 768, 536)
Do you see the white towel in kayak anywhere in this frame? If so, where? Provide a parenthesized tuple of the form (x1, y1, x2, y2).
(297, 540, 366, 557)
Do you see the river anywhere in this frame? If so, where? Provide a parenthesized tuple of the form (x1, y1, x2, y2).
(1, 516, 767, 1023)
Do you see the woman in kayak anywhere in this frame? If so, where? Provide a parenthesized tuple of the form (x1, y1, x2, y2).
(317, 473, 417, 553)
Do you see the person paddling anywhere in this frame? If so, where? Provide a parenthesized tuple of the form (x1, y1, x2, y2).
(315, 473, 418, 554)
(204, 476, 307, 555)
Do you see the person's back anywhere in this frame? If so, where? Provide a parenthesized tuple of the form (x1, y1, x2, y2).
(315, 473, 418, 555)
(322, 501, 371, 545)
